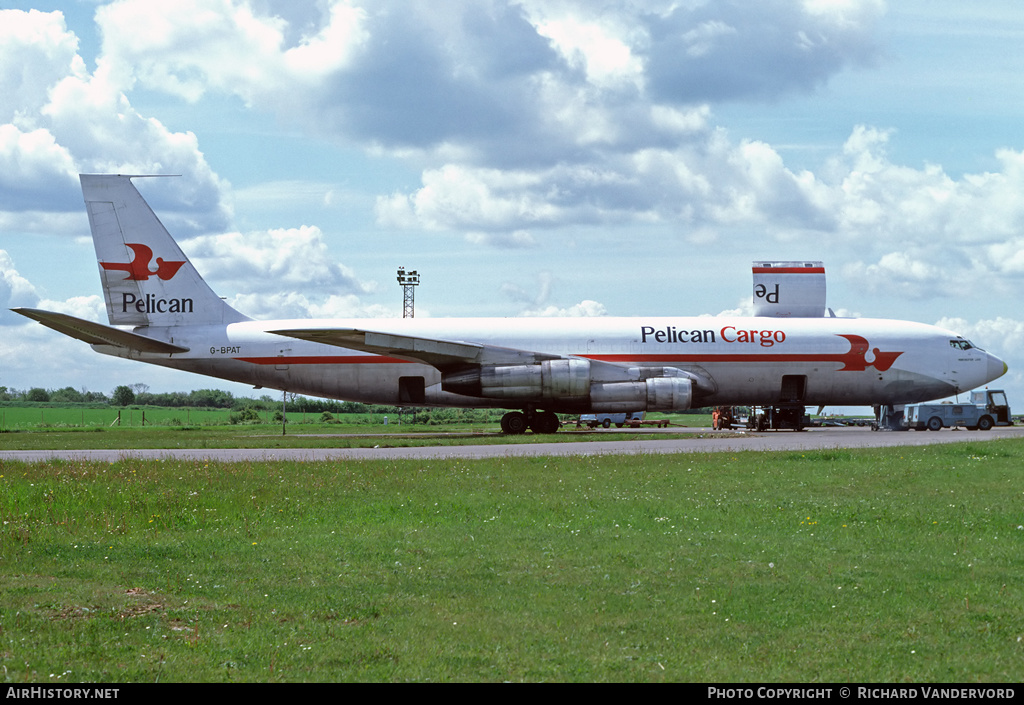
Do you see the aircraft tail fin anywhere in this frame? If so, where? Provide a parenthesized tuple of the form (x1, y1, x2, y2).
(81, 174, 249, 327)
(752, 261, 826, 318)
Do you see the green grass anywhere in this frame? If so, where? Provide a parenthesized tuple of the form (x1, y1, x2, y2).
(0, 405, 708, 432)
(0, 411, 714, 451)
(0, 405, 238, 429)
(2, 440, 1023, 682)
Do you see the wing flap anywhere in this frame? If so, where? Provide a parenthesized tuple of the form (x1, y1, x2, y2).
(13, 308, 189, 354)
(271, 327, 560, 369)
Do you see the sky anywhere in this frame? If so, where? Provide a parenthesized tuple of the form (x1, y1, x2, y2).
(2, 0, 1024, 411)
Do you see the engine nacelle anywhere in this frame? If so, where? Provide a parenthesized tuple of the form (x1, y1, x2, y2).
(443, 360, 693, 411)
(590, 377, 693, 412)
(442, 359, 591, 399)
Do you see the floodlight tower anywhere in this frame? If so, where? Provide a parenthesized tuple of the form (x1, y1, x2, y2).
(397, 267, 420, 318)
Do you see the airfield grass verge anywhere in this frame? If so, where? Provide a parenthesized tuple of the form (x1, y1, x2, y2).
(2, 440, 1023, 682)
(0, 414, 714, 451)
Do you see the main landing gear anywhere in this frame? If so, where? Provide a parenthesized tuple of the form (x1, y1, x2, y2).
(500, 408, 561, 434)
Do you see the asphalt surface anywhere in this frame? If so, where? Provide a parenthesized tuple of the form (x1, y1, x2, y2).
(3, 425, 1023, 463)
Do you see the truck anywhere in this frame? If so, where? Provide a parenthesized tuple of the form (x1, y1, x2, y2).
(904, 389, 1012, 431)
(578, 412, 644, 429)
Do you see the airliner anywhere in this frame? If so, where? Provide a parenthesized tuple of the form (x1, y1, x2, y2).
(13, 174, 1007, 434)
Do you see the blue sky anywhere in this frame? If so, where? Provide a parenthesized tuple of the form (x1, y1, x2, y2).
(2, 0, 1024, 410)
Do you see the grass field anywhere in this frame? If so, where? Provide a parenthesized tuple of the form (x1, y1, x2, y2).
(2, 436, 1023, 682)
(0, 409, 714, 451)
(0, 405, 708, 431)
(0, 405, 397, 429)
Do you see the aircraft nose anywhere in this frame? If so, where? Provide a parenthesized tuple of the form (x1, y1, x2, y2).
(987, 352, 1008, 384)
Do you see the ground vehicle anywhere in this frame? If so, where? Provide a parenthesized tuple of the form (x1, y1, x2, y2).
(579, 412, 644, 428)
(970, 389, 1013, 426)
(904, 389, 1011, 431)
(713, 405, 811, 431)
(746, 405, 810, 431)
(712, 406, 738, 430)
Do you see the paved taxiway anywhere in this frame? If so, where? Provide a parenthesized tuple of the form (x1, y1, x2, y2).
(3, 425, 1023, 463)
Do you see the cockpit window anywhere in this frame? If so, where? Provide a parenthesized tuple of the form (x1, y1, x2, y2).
(950, 338, 983, 351)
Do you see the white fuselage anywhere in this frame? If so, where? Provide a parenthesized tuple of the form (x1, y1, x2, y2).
(94, 315, 1006, 411)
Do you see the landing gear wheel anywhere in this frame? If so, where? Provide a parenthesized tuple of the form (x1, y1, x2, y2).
(530, 411, 561, 434)
(500, 411, 528, 434)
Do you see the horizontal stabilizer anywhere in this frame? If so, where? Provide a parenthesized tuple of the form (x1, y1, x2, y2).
(13, 308, 189, 354)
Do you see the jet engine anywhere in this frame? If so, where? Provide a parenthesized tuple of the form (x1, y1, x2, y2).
(441, 359, 693, 412)
(442, 359, 591, 399)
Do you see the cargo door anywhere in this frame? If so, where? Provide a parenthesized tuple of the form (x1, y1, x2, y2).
(780, 375, 806, 403)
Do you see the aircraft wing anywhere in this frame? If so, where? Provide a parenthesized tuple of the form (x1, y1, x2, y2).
(12, 308, 190, 354)
(270, 327, 562, 369)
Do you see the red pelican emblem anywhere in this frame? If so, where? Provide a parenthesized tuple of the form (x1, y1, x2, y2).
(100, 243, 185, 281)
(835, 334, 903, 372)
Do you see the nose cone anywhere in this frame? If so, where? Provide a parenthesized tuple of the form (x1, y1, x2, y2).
(987, 352, 1008, 385)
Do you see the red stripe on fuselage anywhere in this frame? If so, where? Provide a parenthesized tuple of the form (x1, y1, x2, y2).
(585, 353, 826, 363)
(585, 348, 902, 372)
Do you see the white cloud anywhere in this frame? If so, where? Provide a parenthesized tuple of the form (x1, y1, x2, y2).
(0, 9, 85, 122)
(0, 8, 229, 227)
(840, 252, 945, 300)
(0, 126, 78, 210)
(36, 295, 106, 322)
(376, 164, 571, 231)
(1, 248, 104, 326)
(87, 0, 883, 159)
(0, 250, 40, 321)
(465, 230, 538, 248)
(533, 13, 645, 89)
(379, 133, 834, 234)
(936, 316, 1024, 351)
(803, 0, 886, 28)
(228, 291, 397, 320)
(518, 299, 607, 317)
(95, 0, 368, 105)
(24, 0, 893, 253)
(682, 20, 738, 58)
(185, 225, 371, 293)
(500, 270, 606, 317)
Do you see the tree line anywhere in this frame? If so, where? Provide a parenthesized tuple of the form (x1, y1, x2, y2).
(1, 384, 712, 419)
(1, 385, 243, 407)
(0, 384, 429, 415)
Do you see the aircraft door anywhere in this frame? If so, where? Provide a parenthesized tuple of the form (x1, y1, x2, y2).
(780, 375, 806, 403)
(399, 376, 426, 404)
